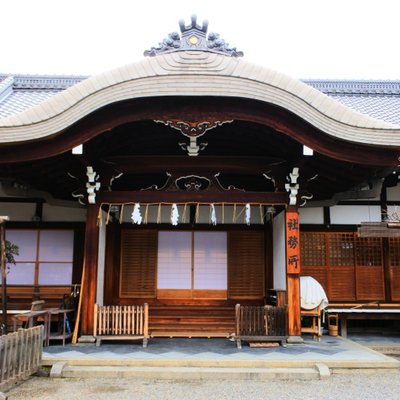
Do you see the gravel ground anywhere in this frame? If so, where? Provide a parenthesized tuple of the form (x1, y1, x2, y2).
(5, 370, 400, 400)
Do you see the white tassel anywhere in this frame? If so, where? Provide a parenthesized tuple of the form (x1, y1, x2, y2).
(211, 204, 217, 226)
(131, 203, 142, 225)
(245, 203, 251, 226)
(171, 203, 179, 226)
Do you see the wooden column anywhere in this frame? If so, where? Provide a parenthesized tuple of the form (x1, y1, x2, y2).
(1, 216, 10, 335)
(285, 208, 301, 337)
(81, 204, 100, 335)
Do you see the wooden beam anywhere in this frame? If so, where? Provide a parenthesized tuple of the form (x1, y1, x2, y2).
(358, 222, 400, 237)
(103, 155, 284, 174)
(0, 97, 398, 166)
(97, 190, 288, 205)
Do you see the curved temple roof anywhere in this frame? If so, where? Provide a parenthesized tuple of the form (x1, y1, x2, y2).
(0, 17, 399, 148)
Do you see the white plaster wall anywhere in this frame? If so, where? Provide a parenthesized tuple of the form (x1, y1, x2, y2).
(299, 207, 324, 224)
(96, 211, 107, 305)
(273, 210, 286, 290)
(0, 203, 36, 221)
(387, 184, 400, 201)
(42, 204, 86, 222)
(387, 205, 400, 219)
(330, 205, 381, 224)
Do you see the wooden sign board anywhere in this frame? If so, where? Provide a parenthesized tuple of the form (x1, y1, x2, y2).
(286, 211, 300, 274)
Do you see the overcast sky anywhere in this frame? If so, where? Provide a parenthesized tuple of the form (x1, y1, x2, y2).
(1, 0, 399, 79)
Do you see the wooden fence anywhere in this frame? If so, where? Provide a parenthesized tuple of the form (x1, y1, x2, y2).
(0, 326, 43, 392)
(94, 304, 149, 347)
(234, 304, 288, 348)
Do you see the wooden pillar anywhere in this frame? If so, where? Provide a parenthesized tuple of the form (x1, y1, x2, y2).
(0, 216, 10, 335)
(81, 204, 100, 335)
(285, 208, 302, 337)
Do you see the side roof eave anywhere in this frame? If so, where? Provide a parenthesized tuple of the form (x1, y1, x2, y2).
(0, 51, 399, 147)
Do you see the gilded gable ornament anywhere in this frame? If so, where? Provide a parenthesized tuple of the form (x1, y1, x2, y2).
(144, 15, 243, 57)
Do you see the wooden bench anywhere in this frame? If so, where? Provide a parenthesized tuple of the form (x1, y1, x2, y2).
(328, 303, 400, 338)
(233, 304, 288, 349)
(94, 304, 149, 347)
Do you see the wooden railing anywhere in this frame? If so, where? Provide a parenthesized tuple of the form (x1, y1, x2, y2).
(94, 304, 149, 347)
(234, 304, 288, 348)
(0, 326, 43, 392)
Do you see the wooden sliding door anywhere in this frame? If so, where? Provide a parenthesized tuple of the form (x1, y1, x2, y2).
(119, 229, 266, 302)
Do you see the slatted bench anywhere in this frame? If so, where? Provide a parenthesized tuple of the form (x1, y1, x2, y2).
(328, 303, 400, 338)
(93, 304, 149, 347)
(233, 304, 288, 349)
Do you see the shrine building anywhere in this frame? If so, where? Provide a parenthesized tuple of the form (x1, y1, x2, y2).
(1, 16, 400, 340)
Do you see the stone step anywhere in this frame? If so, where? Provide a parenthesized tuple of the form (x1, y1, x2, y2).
(57, 364, 324, 380)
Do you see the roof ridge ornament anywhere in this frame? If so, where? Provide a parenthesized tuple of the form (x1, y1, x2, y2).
(144, 15, 244, 58)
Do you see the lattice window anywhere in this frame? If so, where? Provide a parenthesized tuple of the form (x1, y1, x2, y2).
(300, 232, 326, 266)
(328, 233, 355, 266)
(389, 238, 400, 267)
(300, 231, 386, 301)
(355, 237, 383, 266)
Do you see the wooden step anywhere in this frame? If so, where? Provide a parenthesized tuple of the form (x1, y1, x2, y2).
(150, 331, 231, 338)
(150, 323, 234, 330)
(148, 305, 236, 337)
(150, 309, 235, 316)
(149, 316, 234, 323)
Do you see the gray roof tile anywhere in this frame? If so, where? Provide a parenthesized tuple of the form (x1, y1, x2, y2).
(304, 80, 400, 125)
(0, 74, 87, 119)
(0, 90, 61, 119)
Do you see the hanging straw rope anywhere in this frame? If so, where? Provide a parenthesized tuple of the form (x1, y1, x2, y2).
(195, 203, 200, 223)
(156, 204, 162, 224)
(119, 204, 124, 224)
(144, 204, 149, 224)
(236, 205, 245, 221)
(182, 203, 187, 223)
(105, 204, 112, 225)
